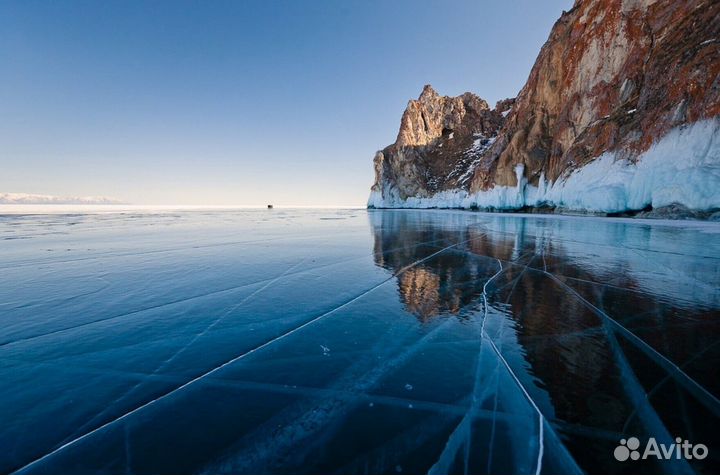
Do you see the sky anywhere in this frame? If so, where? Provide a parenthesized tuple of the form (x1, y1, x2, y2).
(1, 0, 573, 206)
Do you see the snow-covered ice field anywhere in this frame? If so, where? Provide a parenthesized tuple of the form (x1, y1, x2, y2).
(1, 207, 719, 474)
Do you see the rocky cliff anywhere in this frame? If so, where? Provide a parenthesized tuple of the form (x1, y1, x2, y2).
(370, 85, 512, 202)
(369, 0, 720, 214)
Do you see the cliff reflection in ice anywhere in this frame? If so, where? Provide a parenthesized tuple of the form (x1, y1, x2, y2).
(370, 210, 720, 474)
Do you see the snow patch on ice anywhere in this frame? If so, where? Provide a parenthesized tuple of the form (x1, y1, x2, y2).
(368, 119, 720, 213)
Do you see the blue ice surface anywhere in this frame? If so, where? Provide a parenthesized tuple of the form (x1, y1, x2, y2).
(0, 207, 719, 475)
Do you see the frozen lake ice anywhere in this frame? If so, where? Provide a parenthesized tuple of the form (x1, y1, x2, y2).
(1, 207, 719, 475)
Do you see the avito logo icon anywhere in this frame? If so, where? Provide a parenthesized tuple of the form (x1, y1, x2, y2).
(614, 437, 708, 462)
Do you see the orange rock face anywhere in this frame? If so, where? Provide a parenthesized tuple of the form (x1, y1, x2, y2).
(470, 0, 720, 191)
(371, 86, 510, 200)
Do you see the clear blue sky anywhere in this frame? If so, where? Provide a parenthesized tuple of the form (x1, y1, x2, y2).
(1, 0, 572, 206)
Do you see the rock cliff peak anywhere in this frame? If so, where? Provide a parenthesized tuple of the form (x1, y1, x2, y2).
(418, 84, 439, 101)
(395, 87, 494, 148)
(371, 87, 511, 202)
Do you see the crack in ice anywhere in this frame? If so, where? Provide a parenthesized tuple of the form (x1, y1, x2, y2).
(67, 257, 310, 441)
(429, 258, 546, 475)
(543, 271, 720, 417)
(10, 237, 481, 475)
(0, 236, 454, 348)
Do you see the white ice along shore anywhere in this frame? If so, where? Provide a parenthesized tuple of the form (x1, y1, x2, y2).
(368, 119, 720, 213)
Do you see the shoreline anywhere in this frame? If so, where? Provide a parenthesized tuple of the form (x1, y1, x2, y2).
(367, 205, 720, 226)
